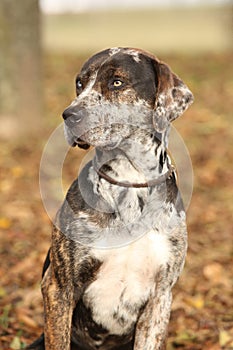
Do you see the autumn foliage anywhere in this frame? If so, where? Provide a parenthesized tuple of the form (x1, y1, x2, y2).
(0, 52, 232, 349)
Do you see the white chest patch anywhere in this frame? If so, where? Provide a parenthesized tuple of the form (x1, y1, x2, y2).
(83, 231, 170, 335)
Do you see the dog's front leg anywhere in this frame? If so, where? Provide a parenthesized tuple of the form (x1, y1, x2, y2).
(41, 264, 74, 350)
(134, 286, 172, 350)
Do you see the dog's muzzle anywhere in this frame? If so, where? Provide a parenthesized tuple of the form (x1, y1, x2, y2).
(63, 106, 90, 149)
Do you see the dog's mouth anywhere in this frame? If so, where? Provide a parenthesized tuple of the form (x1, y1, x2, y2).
(73, 138, 120, 151)
(65, 124, 123, 151)
(73, 137, 90, 150)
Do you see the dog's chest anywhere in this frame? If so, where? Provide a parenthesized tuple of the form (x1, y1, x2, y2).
(82, 230, 170, 335)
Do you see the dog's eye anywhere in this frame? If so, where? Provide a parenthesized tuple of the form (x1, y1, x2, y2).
(113, 80, 123, 88)
(76, 79, 83, 90)
(108, 78, 125, 91)
(109, 79, 125, 90)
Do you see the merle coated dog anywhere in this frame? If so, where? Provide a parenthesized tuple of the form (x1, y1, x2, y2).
(27, 47, 193, 350)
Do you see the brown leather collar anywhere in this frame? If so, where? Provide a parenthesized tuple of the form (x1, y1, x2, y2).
(95, 164, 174, 188)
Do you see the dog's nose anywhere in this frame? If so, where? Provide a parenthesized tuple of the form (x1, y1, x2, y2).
(62, 106, 87, 128)
(62, 106, 87, 122)
(62, 106, 77, 120)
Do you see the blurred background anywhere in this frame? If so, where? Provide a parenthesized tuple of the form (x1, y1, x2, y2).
(0, 0, 232, 349)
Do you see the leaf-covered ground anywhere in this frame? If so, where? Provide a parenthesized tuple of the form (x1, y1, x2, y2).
(0, 52, 232, 349)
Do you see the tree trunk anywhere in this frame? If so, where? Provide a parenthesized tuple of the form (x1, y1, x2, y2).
(0, 0, 43, 139)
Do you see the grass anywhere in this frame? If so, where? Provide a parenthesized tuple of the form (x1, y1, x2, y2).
(41, 6, 232, 55)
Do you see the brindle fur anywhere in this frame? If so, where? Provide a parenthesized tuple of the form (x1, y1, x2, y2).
(27, 47, 193, 350)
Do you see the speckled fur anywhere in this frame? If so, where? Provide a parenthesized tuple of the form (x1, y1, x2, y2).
(27, 47, 193, 350)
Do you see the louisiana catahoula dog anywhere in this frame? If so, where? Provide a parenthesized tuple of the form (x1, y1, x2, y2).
(27, 47, 193, 350)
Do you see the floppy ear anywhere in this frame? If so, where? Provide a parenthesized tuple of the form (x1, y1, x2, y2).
(153, 60, 194, 132)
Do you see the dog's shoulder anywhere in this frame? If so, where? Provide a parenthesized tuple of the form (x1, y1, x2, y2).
(55, 161, 114, 246)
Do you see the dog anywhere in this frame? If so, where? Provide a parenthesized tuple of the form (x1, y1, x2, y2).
(27, 47, 193, 350)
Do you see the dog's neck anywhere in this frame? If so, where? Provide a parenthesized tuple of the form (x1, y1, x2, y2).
(93, 128, 171, 184)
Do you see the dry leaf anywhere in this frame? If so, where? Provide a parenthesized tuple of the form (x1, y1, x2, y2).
(10, 336, 21, 350)
(11, 166, 24, 178)
(203, 262, 230, 287)
(0, 217, 12, 229)
(219, 330, 233, 348)
(17, 311, 38, 329)
(184, 295, 205, 309)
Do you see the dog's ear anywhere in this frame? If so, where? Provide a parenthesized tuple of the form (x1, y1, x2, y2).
(152, 60, 194, 132)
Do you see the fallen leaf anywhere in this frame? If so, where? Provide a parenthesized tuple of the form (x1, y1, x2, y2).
(11, 166, 24, 178)
(17, 312, 38, 329)
(172, 330, 197, 346)
(208, 344, 221, 350)
(0, 217, 12, 229)
(184, 295, 205, 309)
(219, 330, 233, 348)
(10, 336, 21, 350)
(0, 286, 7, 297)
(203, 262, 230, 286)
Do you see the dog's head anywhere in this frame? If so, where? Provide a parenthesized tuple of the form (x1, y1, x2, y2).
(63, 47, 193, 150)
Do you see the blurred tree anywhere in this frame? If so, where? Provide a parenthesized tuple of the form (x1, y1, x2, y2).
(0, 0, 43, 139)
